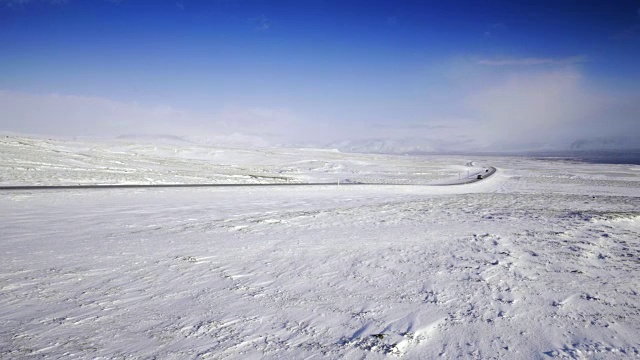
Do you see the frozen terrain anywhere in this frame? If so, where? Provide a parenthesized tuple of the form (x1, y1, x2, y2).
(0, 136, 473, 186)
(1, 136, 639, 359)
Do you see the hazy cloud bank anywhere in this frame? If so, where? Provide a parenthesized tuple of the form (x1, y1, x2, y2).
(463, 67, 639, 150)
(477, 56, 588, 67)
(1, 62, 638, 152)
(0, 90, 199, 137)
(0, 91, 315, 147)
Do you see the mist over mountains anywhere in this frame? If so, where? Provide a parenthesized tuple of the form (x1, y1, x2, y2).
(112, 133, 640, 162)
(322, 135, 640, 155)
(570, 136, 640, 150)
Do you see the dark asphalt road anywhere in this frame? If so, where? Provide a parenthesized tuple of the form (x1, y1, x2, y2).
(0, 167, 496, 191)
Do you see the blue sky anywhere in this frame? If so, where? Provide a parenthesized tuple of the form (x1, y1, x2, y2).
(1, 0, 639, 150)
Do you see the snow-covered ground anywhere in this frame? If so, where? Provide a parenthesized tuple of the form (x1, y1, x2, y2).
(1, 136, 639, 359)
(0, 136, 472, 186)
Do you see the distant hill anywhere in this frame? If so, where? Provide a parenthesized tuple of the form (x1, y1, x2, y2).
(116, 134, 190, 143)
(570, 136, 640, 151)
(327, 138, 443, 154)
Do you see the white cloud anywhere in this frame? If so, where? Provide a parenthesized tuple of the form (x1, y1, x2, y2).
(214, 107, 296, 137)
(478, 55, 587, 66)
(210, 106, 352, 146)
(0, 90, 310, 145)
(2, 0, 67, 7)
(249, 15, 271, 31)
(1, 63, 637, 152)
(0, 90, 210, 137)
(462, 68, 640, 149)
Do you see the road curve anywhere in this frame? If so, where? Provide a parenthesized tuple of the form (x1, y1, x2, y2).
(430, 166, 496, 186)
(0, 167, 497, 191)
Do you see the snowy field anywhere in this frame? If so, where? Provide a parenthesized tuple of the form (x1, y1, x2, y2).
(1, 136, 639, 359)
(0, 136, 469, 186)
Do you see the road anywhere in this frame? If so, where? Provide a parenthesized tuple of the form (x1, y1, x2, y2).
(0, 167, 497, 191)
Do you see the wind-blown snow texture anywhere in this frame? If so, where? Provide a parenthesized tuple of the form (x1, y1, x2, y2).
(0, 136, 467, 186)
(1, 136, 639, 359)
